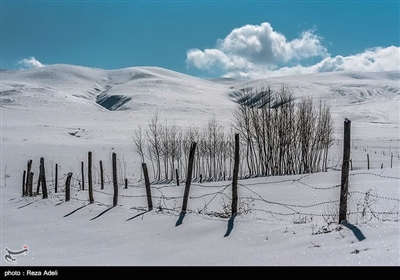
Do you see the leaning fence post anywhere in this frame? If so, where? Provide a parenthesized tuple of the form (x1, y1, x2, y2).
(112, 152, 118, 207)
(28, 172, 34, 197)
(65, 172, 72, 202)
(40, 157, 48, 199)
(182, 142, 197, 213)
(176, 169, 179, 186)
(100, 160, 104, 190)
(36, 175, 41, 196)
(232, 133, 240, 216)
(142, 163, 153, 210)
(339, 119, 351, 224)
(88, 151, 94, 203)
(22, 170, 26, 197)
(26, 160, 32, 194)
(55, 163, 58, 193)
(81, 161, 85, 190)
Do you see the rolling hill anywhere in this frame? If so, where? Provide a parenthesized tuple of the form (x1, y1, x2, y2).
(1, 64, 399, 267)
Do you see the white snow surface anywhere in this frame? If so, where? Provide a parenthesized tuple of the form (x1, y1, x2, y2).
(1, 64, 399, 266)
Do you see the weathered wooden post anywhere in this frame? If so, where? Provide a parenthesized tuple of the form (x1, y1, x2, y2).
(28, 172, 34, 197)
(339, 119, 351, 224)
(65, 172, 72, 202)
(112, 152, 118, 207)
(81, 161, 85, 190)
(142, 163, 153, 210)
(55, 163, 58, 193)
(232, 133, 240, 216)
(36, 158, 42, 195)
(40, 157, 48, 199)
(22, 170, 26, 197)
(391, 153, 393, 168)
(175, 169, 179, 186)
(36, 175, 41, 196)
(26, 160, 32, 193)
(367, 154, 370, 170)
(182, 142, 196, 213)
(88, 151, 94, 204)
(99, 160, 104, 190)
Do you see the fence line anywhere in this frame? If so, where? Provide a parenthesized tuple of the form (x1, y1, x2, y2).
(19, 142, 400, 225)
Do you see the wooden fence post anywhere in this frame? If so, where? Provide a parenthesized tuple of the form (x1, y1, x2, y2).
(28, 172, 34, 197)
(182, 142, 196, 213)
(22, 170, 26, 197)
(65, 172, 72, 202)
(55, 163, 58, 193)
(112, 152, 118, 207)
(391, 154, 393, 168)
(81, 161, 85, 190)
(232, 133, 239, 216)
(142, 163, 153, 210)
(176, 169, 179, 186)
(40, 157, 48, 199)
(339, 119, 351, 224)
(367, 154, 370, 170)
(88, 151, 94, 204)
(26, 160, 32, 194)
(100, 160, 104, 190)
(36, 175, 41, 196)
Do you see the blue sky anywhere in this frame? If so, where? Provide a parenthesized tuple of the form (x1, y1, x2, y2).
(1, 0, 399, 78)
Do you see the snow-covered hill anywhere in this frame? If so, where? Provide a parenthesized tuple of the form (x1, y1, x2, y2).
(2, 65, 399, 122)
(1, 65, 399, 266)
(0, 64, 236, 117)
(1, 65, 399, 171)
(1, 64, 399, 163)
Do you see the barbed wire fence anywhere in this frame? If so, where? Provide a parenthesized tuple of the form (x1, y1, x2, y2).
(18, 127, 399, 227)
(21, 160, 400, 226)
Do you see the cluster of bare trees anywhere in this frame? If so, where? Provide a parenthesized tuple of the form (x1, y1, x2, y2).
(232, 84, 334, 176)
(132, 84, 334, 182)
(131, 113, 233, 183)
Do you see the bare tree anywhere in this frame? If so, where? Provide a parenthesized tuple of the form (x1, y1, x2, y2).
(160, 122, 170, 181)
(131, 124, 145, 164)
(231, 83, 332, 177)
(147, 112, 162, 181)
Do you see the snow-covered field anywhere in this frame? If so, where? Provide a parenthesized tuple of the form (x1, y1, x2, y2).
(1, 65, 399, 267)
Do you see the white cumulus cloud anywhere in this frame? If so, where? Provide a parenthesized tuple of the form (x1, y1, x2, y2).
(315, 46, 400, 73)
(186, 22, 400, 79)
(18, 56, 45, 69)
(186, 22, 328, 76)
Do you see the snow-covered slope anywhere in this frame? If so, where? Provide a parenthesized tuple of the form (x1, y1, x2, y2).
(1, 63, 399, 185)
(2, 64, 399, 117)
(1, 65, 399, 267)
(0, 64, 236, 116)
(226, 70, 400, 140)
